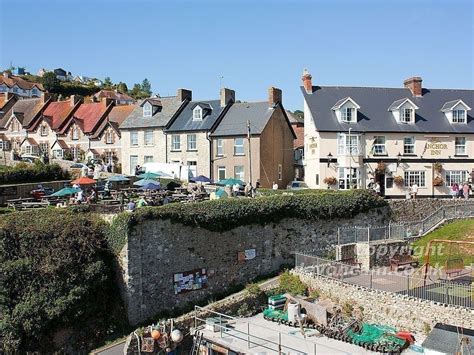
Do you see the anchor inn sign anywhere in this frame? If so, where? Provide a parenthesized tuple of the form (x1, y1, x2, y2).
(301, 71, 473, 197)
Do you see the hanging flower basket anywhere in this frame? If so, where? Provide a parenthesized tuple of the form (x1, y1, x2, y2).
(375, 161, 387, 173)
(393, 175, 404, 187)
(433, 162, 443, 174)
(432, 176, 444, 187)
(323, 176, 337, 186)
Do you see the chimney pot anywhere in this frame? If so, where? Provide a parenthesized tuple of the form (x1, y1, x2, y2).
(268, 87, 282, 107)
(220, 88, 235, 107)
(70, 95, 82, 107)
(4, 92, 15, 100)
(404, 76, 423, 97)
(3, 71, 10, 79)
(302, 69, 313, 94)
(41, 92, 51, 104)
(102, 97, 114, 107)
(177, 88, 192, 102)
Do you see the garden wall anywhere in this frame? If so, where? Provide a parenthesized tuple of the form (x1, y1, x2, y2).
(118, 207, 389, 324)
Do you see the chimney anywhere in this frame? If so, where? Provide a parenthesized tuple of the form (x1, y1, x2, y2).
(268, 87, 282, 107)
(4, 92, 15, 100)
(70, 95, 82, 107)
(404, 76, 423, 97)
(3, 71, 9, 78)
(177, 88, 192, 102)
(220, 88, 235, 107)
(41, 92, 51, 104)
(302, 69, 313, 94)
(102, 97, 114, 107)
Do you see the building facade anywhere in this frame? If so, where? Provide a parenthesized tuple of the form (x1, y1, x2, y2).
(302, 70, 474, 197)
(0, 72, 44, 98)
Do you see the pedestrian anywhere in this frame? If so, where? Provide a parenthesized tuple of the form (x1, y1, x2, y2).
(127, 200, 136, 212)
(462, 182, 470, 200)
(450, 183, 459, 199)
(244, 182, 252, 197)
(232, 183, 240, 197)
(373, 182, 381, 196)
(410, 183, 418, 199)
(272, 181, 278, 190)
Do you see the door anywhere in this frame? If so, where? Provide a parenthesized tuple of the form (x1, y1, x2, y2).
(376, 171, 385, 196)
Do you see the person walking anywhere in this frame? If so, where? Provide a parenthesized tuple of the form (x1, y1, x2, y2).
(411, 183, 418, 199)
(462, 182, 470, 200)
(450, 182, 459, 199)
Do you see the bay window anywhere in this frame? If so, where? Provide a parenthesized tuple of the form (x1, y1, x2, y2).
(337, 133, 361, 155)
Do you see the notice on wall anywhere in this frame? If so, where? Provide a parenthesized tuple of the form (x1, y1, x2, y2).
(173, 268, 208, 295)
(244, 249, 256, 260)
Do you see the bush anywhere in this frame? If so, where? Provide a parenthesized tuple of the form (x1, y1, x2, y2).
(0, 209, 125, 352)
(0, 161, 70, 185)
(107, 189, 386, 253)
(278, 270, 307, 296)
(245, 283, 262, 296)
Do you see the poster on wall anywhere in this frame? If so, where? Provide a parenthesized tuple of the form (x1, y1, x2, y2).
(173, 268, 208, 295)
(244, 249, 256, 260)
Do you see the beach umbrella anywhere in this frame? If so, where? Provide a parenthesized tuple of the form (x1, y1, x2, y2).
(71, 176, 96, 185)
(190, 175, 212, 183)
(107, 174, 130, 182)
(217, 178, 245, 186)
(133, 178, 160, 187)
(51, 187, 82, 197)
(215, 188, 228, 199)
(139, 182, 161, 190)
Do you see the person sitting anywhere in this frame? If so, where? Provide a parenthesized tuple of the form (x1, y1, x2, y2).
(127, 200, 136, 212)
(137, 197, 148, 208)
(87, 189, 97, 204)
(232, 183, 240, 197)
(245, 182, 252, 197)
(76, 189, 84, 204)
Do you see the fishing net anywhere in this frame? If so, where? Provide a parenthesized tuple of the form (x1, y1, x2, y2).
(263, 308, 288, 321)
(346, 323, 406, 348)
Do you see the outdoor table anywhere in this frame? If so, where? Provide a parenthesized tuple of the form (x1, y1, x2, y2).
(21, 201, 50, 209)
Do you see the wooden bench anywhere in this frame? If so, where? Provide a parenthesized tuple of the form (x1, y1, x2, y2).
(390, 255, 419, 271)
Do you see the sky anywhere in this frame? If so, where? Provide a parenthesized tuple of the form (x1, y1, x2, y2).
(0, 0, 473, 110)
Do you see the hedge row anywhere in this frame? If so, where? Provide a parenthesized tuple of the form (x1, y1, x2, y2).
(258, 188, 332, 196)
(0, 161, 70, 185)
(107, 189, 387, 253)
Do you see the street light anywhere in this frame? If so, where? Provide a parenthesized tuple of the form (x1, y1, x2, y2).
(396, 152, 402, 167)
(327, 152, 333, 167)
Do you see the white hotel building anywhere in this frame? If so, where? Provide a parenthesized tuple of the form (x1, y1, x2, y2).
(301, 70, 473, 197)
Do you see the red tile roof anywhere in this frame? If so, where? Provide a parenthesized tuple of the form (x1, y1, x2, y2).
(108, 104, 136, 125)
(43, 100, 75, 130)
(0, 74, 44, 91)
(73, 102, 109, 133)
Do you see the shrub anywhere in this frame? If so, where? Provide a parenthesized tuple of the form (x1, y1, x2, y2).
(0, 209, 125, 352)
(432, 176, 444, 187)
(245, 283, 262, 296)
(107, 190, 387, 253)
(433, 162, 443, 173)
(0, 161, 70, 185)
(278, 270, 307, 296)
(323, 176, 337, 185)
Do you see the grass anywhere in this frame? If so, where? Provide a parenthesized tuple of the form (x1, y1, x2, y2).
(412, 219, 474, 267)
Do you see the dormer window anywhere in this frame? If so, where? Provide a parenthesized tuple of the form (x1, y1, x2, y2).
(143, 103, 152, 117)
(193, 107, 202, 121)
(388, 98, 418, 124)
(331, 97, 360, 123)
(453, 110, 466, 123)
(401, 108, 413, 123)
(40, 124, 48, 136)
(441, 99, 470, 124)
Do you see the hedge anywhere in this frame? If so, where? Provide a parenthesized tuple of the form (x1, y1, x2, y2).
(107, 189, 387, 253)
(0, 209, 126, 352)
(0, 161, 70, 185)
(258, 188, 333, 196)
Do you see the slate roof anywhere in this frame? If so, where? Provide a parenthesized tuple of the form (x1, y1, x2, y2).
(286, 110, 303, 124)
(302, 86, 474, 133)
(120, 96, 183, 129)
(0, 98, 45, 129)
(441, 99, 471, 111)
(167, 100, 226, 132)
(211, 102, 274, 136)
(0, 74, 44, 90)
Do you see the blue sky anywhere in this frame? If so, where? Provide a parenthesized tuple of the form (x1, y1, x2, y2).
(0, 0, 472, 110)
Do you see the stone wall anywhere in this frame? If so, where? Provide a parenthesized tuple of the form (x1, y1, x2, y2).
(295, 271, 474, 338)
(120, 208, 390, 324)
(388, 198, 471, 222)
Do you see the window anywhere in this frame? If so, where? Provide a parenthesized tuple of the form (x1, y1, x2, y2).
(72, 127, 79, 140)
(234, 138, 245, 155)
(0, 141, 10, 151)
(39, 142, 49, 153)
(144, 155, 154, 163)
(445, 170, 469, 186)
(53, 149, 63, 159)
(455, 137, 466, 155)
(0, 85, 5, 92)
(171, 135, 181, 151)
(218, 166, 226, 180)
(40, 125, 48, 136)
(187, 134, 197, 151)
(106, 131, 113, 144)
(187, 161, 197, 177)
(452, 110, 466, 123)
(105, 151, 114, 165)
(31, 88, 39, 96)
(130, 131, 138, 146)
(278, 164, 282, 180)
(338, 167, 360, 190)
(341, 107, 355, 122)
(216, 138, 224, 156)
(373, 136, 386, 155)
(25, 145, 32, 155)
(130, 155, 138, 175)
(337, 133, 360, 155)
(403, 136, 415, 155)
(143, 103, 152, 117)
(71, 147, 80, 161)
(193, 107, 202, 121)
(13, 86, 18, 93)
(234, 165, 244, 180)
(401, 108, 413, 123)
(404, 171, 426, 187)
(144, 130, 153, 146)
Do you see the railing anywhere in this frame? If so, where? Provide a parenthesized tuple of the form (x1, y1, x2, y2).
(337, 202, 474, 245)
(193, 306, 352, 354)
(295, 254, 473, 309)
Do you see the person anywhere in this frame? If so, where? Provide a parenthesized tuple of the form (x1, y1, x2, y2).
(272, 181, 278, 190)
(127, 200, 136, 212)
(367, 178, 374, 190)
(373, 182, 381, 196)
(81, 165, 88, 177)
(450, 183, 459, 199)
(72, 183, 80, 189)
(103, 180, 111, 197)
(244, 182, 252, 197)
(232, 183, 240, 197)
(462, 182, 470, 200)
(76, 189, 84, 204)
(410, 183, 418, 199)
(135, 164, 141, 176)
(137, 197, 148, 208)
(87, 188, 97, 204)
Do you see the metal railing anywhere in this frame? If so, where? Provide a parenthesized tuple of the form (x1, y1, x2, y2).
(295, 253, 473, 309)
(337, 202, 474, 245)
(193, 306, 352, 354)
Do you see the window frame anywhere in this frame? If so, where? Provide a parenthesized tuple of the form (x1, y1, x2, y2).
(403, 136, 415, 155)
(130, 131, 139, 146)
(373, 136, 386, 155)
(72, 127, 79, 140)
(144, 130, 154, 146)
(144, 155, 154, 163)
(455, 137, 466, 155)
(143, 103, 152, 117)
(404, 171, 426, 188)
(40, 124, 48, 136)
(217, 166, 226, 180)
(337, 133, 361, 156)
(187, 134, 197, 151)
(445, 170, 468, 186)
(216, 138, 224, 156)
(193, 107, 202, 121)
(233, 137, 245, 156)
(171, 134, 181, 151)
(105, 131, 114, 144)
(341, 107, 355, 123)
(452, 109, 466, 123)
(401, 108, 413, 123)
(234, 165, 244, 181)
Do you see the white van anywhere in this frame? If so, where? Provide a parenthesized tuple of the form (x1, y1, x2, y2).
(141, 162, 191, 181)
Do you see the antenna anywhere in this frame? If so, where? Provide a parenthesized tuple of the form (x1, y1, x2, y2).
(218, 75, 224, 89)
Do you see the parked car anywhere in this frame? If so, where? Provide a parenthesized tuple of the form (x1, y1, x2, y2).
(20, 154, 40, 163)
(286, 181, 309, 190)
(70, 163, 88, 169)
(30, 186, 54, 200)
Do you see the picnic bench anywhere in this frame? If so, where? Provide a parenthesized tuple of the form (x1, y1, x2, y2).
(444, 257, 464, 278)
(390, 254, 419, 271)
(7, 197, 35, 209)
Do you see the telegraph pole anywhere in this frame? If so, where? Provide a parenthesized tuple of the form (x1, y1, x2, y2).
(247, 120, 252, 186)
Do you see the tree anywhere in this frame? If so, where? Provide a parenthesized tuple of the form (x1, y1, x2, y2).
(116, 82, 128, 93)
(103, 76, 113, 89)
(141, 78, 152, 96)
(41, 72, 61, 93)
(130, 83, 142, 99)
(293, 110, 304, 120)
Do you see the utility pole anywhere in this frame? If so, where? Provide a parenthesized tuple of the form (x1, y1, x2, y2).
(247, 120, 252, 186)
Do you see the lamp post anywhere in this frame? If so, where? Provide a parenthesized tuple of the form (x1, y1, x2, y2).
(396, 152, 402, 167)
(327, 152, 333, 167)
